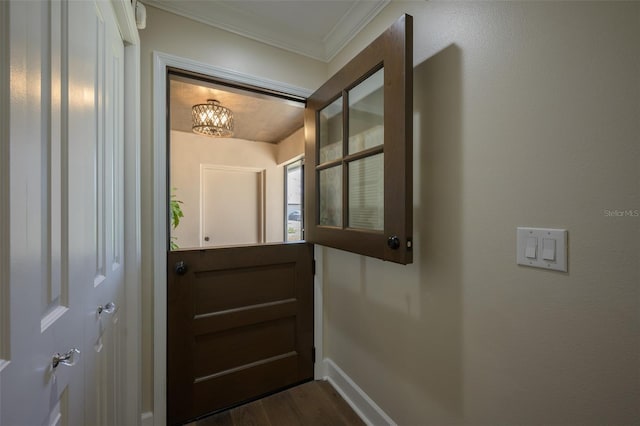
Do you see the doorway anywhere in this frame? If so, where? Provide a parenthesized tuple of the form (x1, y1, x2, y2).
(165, 68, 314, 424)
(152, 53, 317, 425)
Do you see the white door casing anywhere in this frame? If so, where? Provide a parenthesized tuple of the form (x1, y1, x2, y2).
(0, 1, 134, 424)
(0, 0, 11, 381)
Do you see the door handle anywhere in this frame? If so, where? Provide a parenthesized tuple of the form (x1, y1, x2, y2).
(52, 348, 80, 370)
(387, 235, 400, 250)
(175, 261, 187, 275)
(97, 301, 116, 316)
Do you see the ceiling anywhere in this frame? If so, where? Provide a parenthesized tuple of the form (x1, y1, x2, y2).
(170, 75, 305, 143)
(158, 0, 391, 143)
(143, 0, 390, 62)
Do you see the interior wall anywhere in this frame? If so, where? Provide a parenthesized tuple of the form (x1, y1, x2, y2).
(139, 6, 326, 414)
(324, 1, 640, 425)
(276, 127, 304, 165)
(170, 131, 286, 248)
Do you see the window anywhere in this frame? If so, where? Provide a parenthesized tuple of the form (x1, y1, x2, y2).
(285, 159, 304, 241)
(304, 15, 413, 264)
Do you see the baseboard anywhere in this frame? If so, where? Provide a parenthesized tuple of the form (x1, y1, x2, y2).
(141, 411, 153, 426)
(323, 358, 396, 426)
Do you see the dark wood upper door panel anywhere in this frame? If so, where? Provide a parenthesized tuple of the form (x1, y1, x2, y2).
(305, 14, 413, 264)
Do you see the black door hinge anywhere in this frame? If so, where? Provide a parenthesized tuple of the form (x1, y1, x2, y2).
(312, 259, 316, 275)
(312, 346, 316, 363)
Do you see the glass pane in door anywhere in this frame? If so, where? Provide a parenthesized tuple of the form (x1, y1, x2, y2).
(319, 166, 342, 227)
(318, 97, 343, 163)
(348, 154, 383, 230)
(348, 68, 384, 155)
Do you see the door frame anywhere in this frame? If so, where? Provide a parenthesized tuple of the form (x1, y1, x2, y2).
(152, 51, 322, 425)
(111, 1, 142, 424)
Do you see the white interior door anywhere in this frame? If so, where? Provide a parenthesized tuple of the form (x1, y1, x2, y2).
(200, 165, 265, 247)
(0, 1, 126, 424)
(81, 2, 126, 425)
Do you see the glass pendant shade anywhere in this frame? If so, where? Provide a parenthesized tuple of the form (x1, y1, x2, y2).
(192, 99, 234, 137)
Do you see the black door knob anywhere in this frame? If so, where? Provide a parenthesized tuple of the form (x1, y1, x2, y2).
(175, 261, 187, 275)
(387, 236, 400, 250)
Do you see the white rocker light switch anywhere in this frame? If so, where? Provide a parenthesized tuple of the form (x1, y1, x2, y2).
(542, 238, 556, 261)
(517, 227, 568, 272)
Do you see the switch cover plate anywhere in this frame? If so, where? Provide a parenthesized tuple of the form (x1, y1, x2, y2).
(517, 227, 567, 272)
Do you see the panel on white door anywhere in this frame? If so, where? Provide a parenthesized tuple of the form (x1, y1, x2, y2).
(47, 387, 68, 426)
(41, 0, 69, 333)
(201, 165, 265, 247)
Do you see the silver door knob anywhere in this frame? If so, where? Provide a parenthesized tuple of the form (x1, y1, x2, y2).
(52, 348, 80, 369)
(97, 302, 116, 315)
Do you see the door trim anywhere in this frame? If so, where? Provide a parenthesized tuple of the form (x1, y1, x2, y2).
(111, 1, 142, 424)
(123, 42, 142, 426)
(152, 51, 315, 425)
(0, 0, 10, 374)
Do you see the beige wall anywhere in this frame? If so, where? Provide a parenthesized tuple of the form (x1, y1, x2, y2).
(276, 127, 304, 165)
(139, 6, 325, 413)
(323, 1, 640, 425)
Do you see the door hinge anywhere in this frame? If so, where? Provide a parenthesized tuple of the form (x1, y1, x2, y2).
(312, 259, 316, 275)
(312, 346, 316, 363)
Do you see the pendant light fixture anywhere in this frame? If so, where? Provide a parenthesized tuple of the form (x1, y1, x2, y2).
(191, 99, 234, 137)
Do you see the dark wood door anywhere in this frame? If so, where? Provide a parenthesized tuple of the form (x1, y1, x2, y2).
(167, 243, 314, 425)
(305, 14, 413, 264)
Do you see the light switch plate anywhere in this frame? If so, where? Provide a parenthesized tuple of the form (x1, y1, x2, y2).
(517, 227, 567, 272)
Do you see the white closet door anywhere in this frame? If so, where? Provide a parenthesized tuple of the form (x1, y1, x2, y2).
(0, 1, 126, 424)
(77, 1, 126, 425)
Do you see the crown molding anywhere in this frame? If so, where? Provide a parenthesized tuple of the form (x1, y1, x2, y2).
(143, 0, 389, 62)
(323, 0, 390, 61)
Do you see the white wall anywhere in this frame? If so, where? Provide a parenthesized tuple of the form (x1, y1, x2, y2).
(139, 6, 326, 414)
(323, 1, 640, 425)
(170, 130, 286, 248)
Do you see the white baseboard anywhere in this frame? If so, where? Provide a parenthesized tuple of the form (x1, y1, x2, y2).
(141, 411, 153, 426)
(323, 358, 396, 426)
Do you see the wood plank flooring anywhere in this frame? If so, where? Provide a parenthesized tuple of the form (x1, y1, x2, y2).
(187, 380, 365, 426)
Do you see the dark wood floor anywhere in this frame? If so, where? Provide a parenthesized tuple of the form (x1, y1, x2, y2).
(187, 380, 365, 426)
